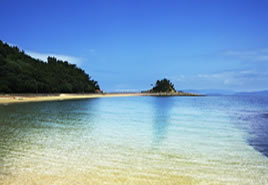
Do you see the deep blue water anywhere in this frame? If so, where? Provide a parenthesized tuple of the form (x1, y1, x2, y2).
(222, 95, 268, 157)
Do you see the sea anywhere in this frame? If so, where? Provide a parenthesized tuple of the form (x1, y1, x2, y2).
(0, 95, 268, 185)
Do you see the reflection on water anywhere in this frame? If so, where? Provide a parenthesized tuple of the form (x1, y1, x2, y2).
(151, 97, 174, 147)
(0, 96, 268, 185)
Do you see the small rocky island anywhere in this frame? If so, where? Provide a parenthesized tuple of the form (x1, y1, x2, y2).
(144, 78, 202, 96)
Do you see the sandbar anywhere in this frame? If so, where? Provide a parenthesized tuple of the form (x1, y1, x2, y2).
(0, 92, 202, 104)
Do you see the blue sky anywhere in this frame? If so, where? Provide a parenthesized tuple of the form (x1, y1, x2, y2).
(1, 0, 268, 92)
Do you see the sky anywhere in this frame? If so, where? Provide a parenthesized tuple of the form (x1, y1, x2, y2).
(1, 0, 268, 92)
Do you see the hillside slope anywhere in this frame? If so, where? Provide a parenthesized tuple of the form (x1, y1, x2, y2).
(0, 41, 100, 93)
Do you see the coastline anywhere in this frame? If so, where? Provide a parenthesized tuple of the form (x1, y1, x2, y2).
(0, 92, 203, 104)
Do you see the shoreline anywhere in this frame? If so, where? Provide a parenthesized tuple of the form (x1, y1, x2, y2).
(0, 92, 203, 104)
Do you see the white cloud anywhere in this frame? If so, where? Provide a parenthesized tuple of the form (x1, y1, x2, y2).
(197, 70, 268, 87)
(5, 42, 83, 65)
(224, 48, 268, 62)
(26, 51, 83, 65)
(7, 42, 17, 47)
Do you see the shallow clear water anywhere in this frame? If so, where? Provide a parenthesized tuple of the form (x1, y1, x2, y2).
(0, 96, 268, 184)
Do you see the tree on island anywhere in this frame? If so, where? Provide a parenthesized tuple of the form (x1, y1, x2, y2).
(150, 78, 176, 93)
(0, 40, 100, 93)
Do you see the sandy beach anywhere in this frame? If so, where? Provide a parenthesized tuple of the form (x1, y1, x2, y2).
(0, 93, 143, 104)
(0, 92, 202, 105)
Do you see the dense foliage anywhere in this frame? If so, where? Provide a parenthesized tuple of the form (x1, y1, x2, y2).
(150, 78, 176, 93)
(0, 41, 100, 93)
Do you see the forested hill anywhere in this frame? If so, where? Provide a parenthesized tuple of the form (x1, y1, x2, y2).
(149, 78, 176, 93)
(0, 41, 100, 93)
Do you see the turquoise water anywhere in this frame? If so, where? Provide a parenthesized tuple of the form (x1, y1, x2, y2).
(0, 96, 268, 184)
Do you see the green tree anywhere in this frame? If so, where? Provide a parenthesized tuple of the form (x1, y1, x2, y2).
(0, 41, 100, 93)
(151, 78, 176, 93)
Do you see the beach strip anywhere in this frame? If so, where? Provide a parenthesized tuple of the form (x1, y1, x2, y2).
(0, 93, 143, 104)
(0, 92, 202, 104)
